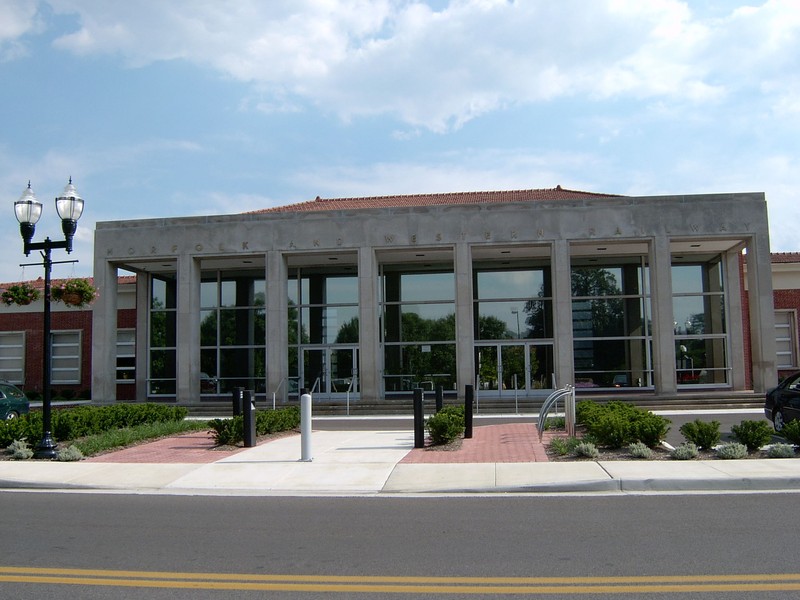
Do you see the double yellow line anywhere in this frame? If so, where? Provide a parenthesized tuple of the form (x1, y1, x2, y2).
(3, 567, 800, 594)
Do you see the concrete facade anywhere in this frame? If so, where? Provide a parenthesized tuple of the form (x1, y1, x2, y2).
(90, 189, 776, 408)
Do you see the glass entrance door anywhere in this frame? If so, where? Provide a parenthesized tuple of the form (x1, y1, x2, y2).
(476, 343, 553, 396)
(300, 346, 359, 401)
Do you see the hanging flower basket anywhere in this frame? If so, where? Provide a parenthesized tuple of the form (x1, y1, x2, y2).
(51, 278, 98, 308)
(1, 282, 40, 306)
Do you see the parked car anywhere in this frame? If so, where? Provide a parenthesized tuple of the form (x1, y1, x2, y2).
(765, 371, 800, 432)
(0, 380, 30, 420)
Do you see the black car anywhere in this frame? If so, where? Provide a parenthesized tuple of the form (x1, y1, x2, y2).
(765, 371, 800, 432)
(0, 381, 30, 420)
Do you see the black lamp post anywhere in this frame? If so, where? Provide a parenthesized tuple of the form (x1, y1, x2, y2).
(14, 179, 84, 459)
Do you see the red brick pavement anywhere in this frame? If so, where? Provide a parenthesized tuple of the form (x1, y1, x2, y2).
(85, 431, 246, 464)
(84, 424, 553, 464)
(402, 423, 552, 463)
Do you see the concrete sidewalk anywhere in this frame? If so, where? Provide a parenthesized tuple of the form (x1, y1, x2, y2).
(2, 423, 800, 496)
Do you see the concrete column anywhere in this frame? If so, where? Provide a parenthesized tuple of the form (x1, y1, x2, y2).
(649, 235, 676, 394)
(91, 259, 118, 403)
(135, 274, 149, 402)
(266, 251, 288, 403)
(746, 233, 777, 392)
(454, 242, 474, 397)
(357, 247, 381, 401)
(552, 240, 573, 388)
(176, 254, 201, 405)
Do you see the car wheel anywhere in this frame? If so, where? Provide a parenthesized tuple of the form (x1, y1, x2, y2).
(773, 408, 786, 433)
(4, 411, 18, 421)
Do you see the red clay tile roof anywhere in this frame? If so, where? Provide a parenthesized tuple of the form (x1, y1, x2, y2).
(772, 252, 800, 263)
(251, 185, 622, 214)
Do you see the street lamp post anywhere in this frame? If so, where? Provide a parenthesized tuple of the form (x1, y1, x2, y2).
(14, 179, 84, 459)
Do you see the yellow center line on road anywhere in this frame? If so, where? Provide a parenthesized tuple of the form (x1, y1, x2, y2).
(2, 567, 800, 594)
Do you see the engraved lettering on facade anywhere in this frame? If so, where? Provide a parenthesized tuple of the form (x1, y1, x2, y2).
(241, 241, 249, 250)
(385, 234, 395, 244)
(690, 224, 700, 232)
(719, 224, 727, 232)
(171, 245, 178, 253)
(195, 244, 204, 252)
(588, 228, 596, 237)
(615, 227, 623, 236)
(484, 231, 491, 240)
(128, 248, 136, 255)
(313, 239, 320, 247)
(537, 229, 544, 238)
(151, 246, 157, 254)
(435, 233, 442, 242)
(410, 234, 417, 244)
(336, 238, 343, 246)
(510, 230, 518, 240)
(289, 241, 296, 249)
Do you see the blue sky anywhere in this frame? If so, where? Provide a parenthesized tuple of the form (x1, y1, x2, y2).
(1, 0, 798, 284)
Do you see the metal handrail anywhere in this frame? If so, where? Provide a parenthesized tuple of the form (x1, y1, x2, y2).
(271, 377, 286, 411)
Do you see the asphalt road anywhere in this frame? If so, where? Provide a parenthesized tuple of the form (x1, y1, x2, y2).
(1, 491, 796, 598)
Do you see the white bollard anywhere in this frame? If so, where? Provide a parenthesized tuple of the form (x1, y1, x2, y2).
(300, 393, 312, 461)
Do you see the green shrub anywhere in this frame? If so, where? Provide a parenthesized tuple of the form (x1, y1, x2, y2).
(628, 441, 654, 459)
(575, 400, 604, 426)
(716, 442, 748, 459)
(780, 420, 800, 446)
(544, 416, 565, 430)
(57, 445, 84, 461)
(0, 416, 38, 448)
(549, 436, 581, 456)
(767, 443, 796, 458)
(426, 406, 465, 445)
(208, 407, 301, 447)
(671, 442, 699, 460)
(590, 412, 630, 449)
(580, 401, 670, 449)
(731, 420, 773, 452)
(573, 441, 599, 459)
(629, 412, 671, 448)
(0, 403, 190, 448)
(679, 419, 720, 450)
(7, 439, 33, 460)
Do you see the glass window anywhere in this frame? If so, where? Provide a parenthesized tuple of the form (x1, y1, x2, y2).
(116, 329, 135, 383)
(570, 257, 652, 389)
(200, 272, 267, 395)
(0, 332, 25, 384)
(672, 256, 729, 386)
(52, 331, 81, 385)
(775, 310, 798, 370)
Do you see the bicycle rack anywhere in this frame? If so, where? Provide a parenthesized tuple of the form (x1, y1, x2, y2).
(537, 384, 575, 441)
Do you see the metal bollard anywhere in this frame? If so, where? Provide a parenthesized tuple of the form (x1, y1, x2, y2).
(232, 387, 244, 416)
(464, 384, 474, 439)
(301, 392, 312, 461)
(242, 389, 256, 448)
(413, 388, 425, 448)
(435, 385, 443, 413)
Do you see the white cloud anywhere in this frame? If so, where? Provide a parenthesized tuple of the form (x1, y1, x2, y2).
(0, 0, 39, 61)
(25, 1, 792, 131)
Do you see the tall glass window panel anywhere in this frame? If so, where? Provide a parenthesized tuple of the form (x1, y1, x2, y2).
(149, 276, 177, 395)
(570, 258, 652, 389)
(381, 267, 456, 393)
(200, 273, 266, 395)
(672, 257, 729, 386)
(474, 267, 553, 341)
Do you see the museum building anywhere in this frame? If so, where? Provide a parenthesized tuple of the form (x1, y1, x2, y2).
(81, 186, 776, 410)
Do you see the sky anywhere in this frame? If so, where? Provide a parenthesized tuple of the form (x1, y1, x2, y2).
(1, 0, 798, 284)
